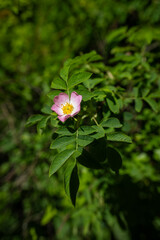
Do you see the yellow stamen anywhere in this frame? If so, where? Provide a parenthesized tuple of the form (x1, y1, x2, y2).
(62, 102, 74, 114)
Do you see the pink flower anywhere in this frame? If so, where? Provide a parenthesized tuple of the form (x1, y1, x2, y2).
(51, 91, 82, 122)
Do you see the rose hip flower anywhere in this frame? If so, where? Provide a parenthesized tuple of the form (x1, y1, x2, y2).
(51, 91, 82, 122)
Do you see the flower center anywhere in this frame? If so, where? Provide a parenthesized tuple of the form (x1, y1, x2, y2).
(62, 102, 74, 114)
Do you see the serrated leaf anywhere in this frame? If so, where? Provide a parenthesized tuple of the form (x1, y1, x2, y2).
(135, 99, 143, 112)
(107, 132, 132, 143)
(49, 149, 75, 176)
(26, 114, 44, 126)
(51, 77, 67, 90)
(50, 136, 75, 149)
(92, 126, 105, 139)
(56, 127, 75, 136)
(68, 72, 92, 89)
(101, 117, 122, 128)
(78, 135, 94, 147)
(78, 126, 96, 135)
(60, 59, 72, 82)
(144, 98, 158, 112)
(107, 147, 122, 172)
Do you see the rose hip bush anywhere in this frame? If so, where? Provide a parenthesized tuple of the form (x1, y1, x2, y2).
(27, 51, 159, 206)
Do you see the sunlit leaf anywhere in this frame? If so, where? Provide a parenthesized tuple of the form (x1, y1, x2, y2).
(50, 136, 75, 149)
(107, 132, 132, 143)
(51, 77, 67, 90)
(101, 117, 122, 128)
(49, 149, 75, 176)
(68, 72, 92, 89)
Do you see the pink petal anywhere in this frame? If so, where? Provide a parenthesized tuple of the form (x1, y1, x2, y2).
(51, 104, 63, 115)
(54, 93, 69, 107)
(70, 91, 82, 107)
(71, 104, 81, 117)
(58, 115, 71, 122)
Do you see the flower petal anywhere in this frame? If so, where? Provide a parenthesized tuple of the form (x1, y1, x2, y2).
(70, 91, 82, 107)
(54, 93, 69, 107)
(51, 104, 63, 115)
(58, 115, 71, 122)
(71, 104, 81, 117)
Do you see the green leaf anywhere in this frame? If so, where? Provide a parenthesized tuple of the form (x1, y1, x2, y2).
(49, 149, 75, 176)
(64, 160, 79, 206)
(142, 88, 150, 97)
(144, 98, 158, 112)
(93, 90, 106, 101)
(56, 127, 75, 136)
(107, 147, 122, 172)
(107, 98, 119, 114)
(41, 105, 52, 114)
(47, 90, 61, 100)
(26, 114, 44, 126)
(78, 135, 94, 147)
(51, 77, 67, 90)
(50, 136, 75, 149)
(69, 164, 79, 206)
(60, 59, 72, 82)
(92, 126, 105, 139)
(135, 99, 143, 112)
(148, 91, 160, 98)
(88, 54, 103, 62)
(101, 117, 122, 128)
(107, 132, 132, 143)
(37, 116, 50, 134)
(68, 72, 92, 89)
(64, 159, 76, 197)
(76, 85, 94, 101)
(133, 87, 139, 98)
(83, 78, 105, 90)
(107, 26, 127, 43)
(50, 116, 58, 127)
(78, 126, 96, 135)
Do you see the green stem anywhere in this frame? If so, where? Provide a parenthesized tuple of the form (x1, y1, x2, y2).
(92, 116, 99, 126)
(67, 88, 70, 97)
(76, 130, 78, 151)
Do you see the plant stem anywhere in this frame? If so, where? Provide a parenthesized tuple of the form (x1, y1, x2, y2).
(92, 116, 99, 126)
(76, 130, 78, 151)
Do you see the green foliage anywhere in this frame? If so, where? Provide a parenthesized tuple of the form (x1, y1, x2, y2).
(64, 160, 79, 206)
(28, 51, 135, 206)
(1, 0, 160, 239)
(49, 149, 75, 176)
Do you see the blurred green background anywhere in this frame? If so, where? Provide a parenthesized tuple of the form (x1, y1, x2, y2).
(0, 0, 160, 239)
